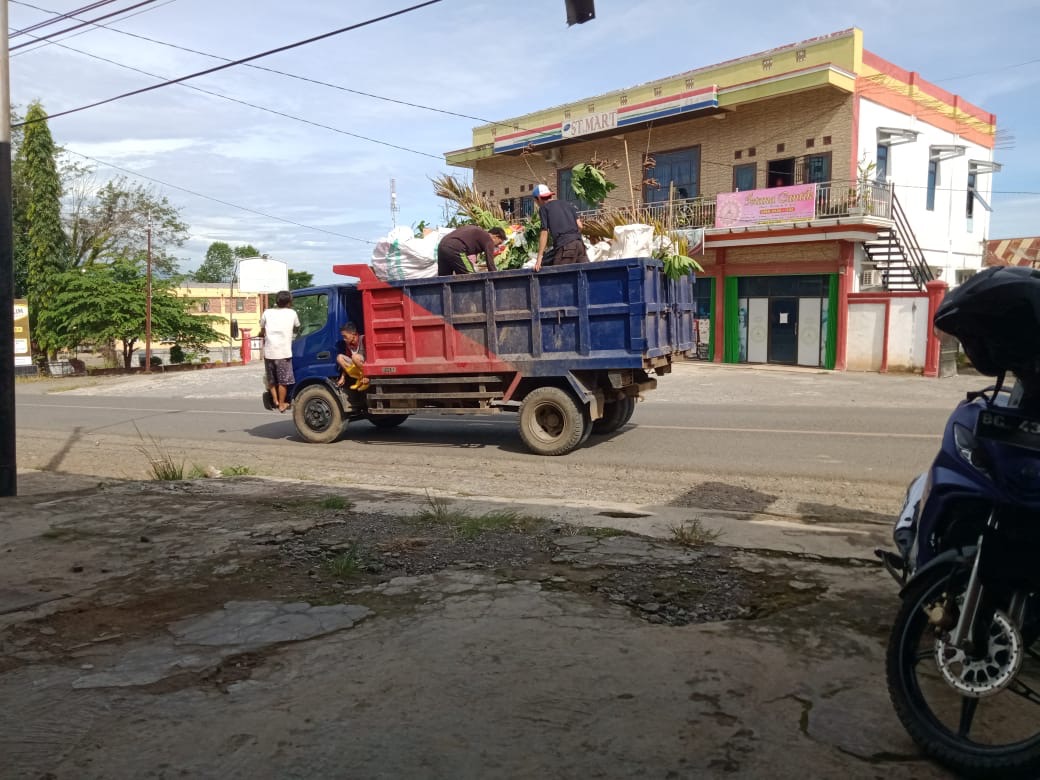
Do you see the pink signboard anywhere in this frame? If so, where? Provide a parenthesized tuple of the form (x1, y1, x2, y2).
(715, 183, 817, 228)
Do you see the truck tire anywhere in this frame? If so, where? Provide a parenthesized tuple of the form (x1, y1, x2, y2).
(292, 385, 345, 444)
(519, 387, 589, 456)
(366, 413, 411, 429)
(592, 397, 636, 435)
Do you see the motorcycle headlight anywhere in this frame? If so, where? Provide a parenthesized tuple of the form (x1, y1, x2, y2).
(953, 423, 989, 472)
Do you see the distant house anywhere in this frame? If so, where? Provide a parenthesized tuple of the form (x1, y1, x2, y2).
(985, 237, 1040, 268)
(172, 282, 267, 351)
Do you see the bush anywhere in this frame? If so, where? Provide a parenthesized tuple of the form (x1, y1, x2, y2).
(200, 356, 211, 364)
(137, 354, 163, 368)
(169, 344, 185, 364)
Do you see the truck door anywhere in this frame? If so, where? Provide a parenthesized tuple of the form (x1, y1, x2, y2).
(290, 286, 364, 385)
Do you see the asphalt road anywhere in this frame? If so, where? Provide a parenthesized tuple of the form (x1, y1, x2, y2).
(15, 361, 981, 488)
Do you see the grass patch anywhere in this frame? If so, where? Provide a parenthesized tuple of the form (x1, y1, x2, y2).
(221, 465, 253, 477)
(324, 545, 364, 579)
(319, 496, 351, 511)
(134, 428, 184, 481)
(671, 519, 722, 548)
(412, 492, 542, 540)
(585, 526, 630, 539)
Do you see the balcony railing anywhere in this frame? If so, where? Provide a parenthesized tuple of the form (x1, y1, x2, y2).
(576, 179, 892, 228)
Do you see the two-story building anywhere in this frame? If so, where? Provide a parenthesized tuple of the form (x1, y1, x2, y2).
(172, 283, 266, 360)
(445, 28, 998, 373)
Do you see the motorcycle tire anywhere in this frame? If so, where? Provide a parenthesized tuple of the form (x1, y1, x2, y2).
(886, 562, 1040, 778)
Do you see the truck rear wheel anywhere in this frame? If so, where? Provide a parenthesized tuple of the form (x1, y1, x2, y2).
(292, 385, 345, 444)
(519, 387, 589, 456)
(592, 396, 636, 435)
(366, 413, 411, 429)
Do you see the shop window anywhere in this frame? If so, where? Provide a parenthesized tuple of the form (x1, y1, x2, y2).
(557, 168, 597, 212)
(926, 160, 938, 211)
(804, 153, 831, 184)
(643, 146, 700, 204)
(733, 163, 756, 192)
(876, 144, 889, 182)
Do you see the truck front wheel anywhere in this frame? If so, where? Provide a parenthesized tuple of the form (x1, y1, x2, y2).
(592, 396, 636, 435)
(519, 387, 589, 456)
(292, 385, 345, 444)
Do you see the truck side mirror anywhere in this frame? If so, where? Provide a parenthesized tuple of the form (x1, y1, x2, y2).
(231, 319, 240, 339)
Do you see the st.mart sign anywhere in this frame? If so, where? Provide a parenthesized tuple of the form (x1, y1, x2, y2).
(715, 183, 817, 228)
(562, 110, 617, 139)
(13, 299, 32, 366)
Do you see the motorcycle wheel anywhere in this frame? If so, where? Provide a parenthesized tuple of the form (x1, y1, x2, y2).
(887, 564, 1040, 778)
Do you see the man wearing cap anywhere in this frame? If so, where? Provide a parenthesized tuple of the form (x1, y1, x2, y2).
(532, 184, 588, 271)
(436, 225, 507, 276)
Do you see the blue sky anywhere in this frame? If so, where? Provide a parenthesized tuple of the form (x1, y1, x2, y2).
(9, 0, 1039, 284)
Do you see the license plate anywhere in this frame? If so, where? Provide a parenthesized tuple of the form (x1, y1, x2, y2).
(976, 410, 1040, 451)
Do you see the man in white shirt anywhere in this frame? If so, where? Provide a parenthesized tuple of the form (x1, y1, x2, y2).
(258, 290, 301, 412)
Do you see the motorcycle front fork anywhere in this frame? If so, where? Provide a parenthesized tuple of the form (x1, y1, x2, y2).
(946, 514, 1028, 652)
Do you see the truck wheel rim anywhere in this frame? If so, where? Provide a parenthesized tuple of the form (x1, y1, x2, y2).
(533, 404, 565, 440)
(304, 398, 333, 432)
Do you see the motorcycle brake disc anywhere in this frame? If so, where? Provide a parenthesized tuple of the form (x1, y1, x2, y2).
(934, 610, 1024, 698)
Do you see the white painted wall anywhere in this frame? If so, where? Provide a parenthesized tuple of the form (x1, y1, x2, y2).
(857, 98, 994, 286)
(846, 296, 930, 372)
(847, 303, 886, 371)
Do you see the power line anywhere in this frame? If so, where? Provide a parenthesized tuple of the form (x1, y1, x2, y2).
(12, 0, 499, 127)
(63, 149, 377, 244)
(10, 0, 177, 56)
(12, 0, 445, 127)
(10, 0, 159, 50)
(16, 31, 445, 159)
(935, 57, 1040, 84)
(9, 0, 117, 36)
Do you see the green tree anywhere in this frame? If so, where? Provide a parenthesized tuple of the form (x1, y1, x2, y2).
(38, 259, 222, 369)
(194, 241, 235, 283)
(233, 244, 262, 259)
(13, 101, 68, 349)
(67, 177, 188, 274)
(288, 269, 313, 290)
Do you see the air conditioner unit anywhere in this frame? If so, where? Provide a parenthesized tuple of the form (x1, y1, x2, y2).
(861, 269, 883, 288)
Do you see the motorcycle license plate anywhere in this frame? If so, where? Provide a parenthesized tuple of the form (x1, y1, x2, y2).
(975, 410, 1040, 451)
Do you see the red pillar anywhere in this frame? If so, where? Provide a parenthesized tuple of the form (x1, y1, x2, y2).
(923, 280, 948, 378)
(240, 328, 252, 364)
(712, 249, 726, 363)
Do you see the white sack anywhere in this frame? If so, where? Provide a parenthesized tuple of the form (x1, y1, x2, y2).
(371, 226, 454, 281)
(611, 223, 655, 259)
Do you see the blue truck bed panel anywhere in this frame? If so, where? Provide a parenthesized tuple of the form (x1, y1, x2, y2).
(330, 257, 694, 377)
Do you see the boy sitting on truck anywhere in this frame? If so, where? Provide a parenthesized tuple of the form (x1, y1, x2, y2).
(335, 322, 368, 391)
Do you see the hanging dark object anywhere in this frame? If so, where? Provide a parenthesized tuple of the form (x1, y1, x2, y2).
(565, 0, 595, 25)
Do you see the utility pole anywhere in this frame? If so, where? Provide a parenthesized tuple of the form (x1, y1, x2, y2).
(0, 0, 16, 497)
(144, 216, 152, 373)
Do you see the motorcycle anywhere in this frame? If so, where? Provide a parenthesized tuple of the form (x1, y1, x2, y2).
(877, 265, 1040, 778)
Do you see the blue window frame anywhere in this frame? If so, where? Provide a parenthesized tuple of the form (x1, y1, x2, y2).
(926, 160, 938, 211)
(733, 163, 756, 191)
(804, 153, 831, 184)
(876, 144, 889, 182)
(644, 146, 700, 204)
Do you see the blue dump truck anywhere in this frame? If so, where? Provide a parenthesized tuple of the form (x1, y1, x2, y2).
(266, 257, 694, 455)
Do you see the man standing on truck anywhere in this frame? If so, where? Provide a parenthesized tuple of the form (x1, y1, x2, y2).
(436, 225, 507, 275)
(532, 184, 588, 271)
(259, 290, 300, 413)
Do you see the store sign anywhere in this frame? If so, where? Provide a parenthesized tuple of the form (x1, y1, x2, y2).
(13, 299, 31, 366)
(715, 183, 817, 228)
(562, 110, 617, 139)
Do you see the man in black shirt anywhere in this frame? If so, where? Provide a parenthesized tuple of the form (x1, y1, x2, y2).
(436, 225, 506, 275)
(532, 184, 588, 271)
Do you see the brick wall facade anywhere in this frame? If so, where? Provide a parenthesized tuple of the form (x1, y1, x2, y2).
(472, 88, 854, 212)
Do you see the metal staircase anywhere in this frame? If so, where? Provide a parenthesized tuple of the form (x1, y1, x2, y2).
(861, 192, 934, 291)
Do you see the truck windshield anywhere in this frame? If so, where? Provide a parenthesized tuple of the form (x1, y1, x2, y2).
(294, 292, 329, 338)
